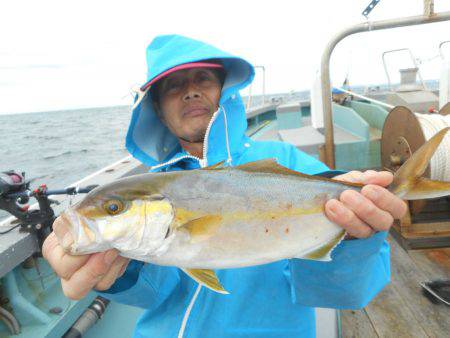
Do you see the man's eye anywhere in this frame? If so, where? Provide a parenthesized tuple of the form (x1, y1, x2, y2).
(166, 80, 183, 92)
(195, 73, 214, 86)
(198, 73, 211, 81)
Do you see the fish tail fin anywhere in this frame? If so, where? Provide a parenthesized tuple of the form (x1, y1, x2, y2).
(389, 127, 450, 200)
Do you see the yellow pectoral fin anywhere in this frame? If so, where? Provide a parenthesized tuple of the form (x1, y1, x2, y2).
(182, 268, 229, 294)
(180, 215, 222, 243)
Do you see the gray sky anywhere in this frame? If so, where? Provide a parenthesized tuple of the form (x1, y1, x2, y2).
(1, 0, 450, 114)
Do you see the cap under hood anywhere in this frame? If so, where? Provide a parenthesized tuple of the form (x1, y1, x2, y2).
(126, 34, 255, 168)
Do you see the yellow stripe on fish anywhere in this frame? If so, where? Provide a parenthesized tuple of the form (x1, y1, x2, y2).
(172, 203, 325, 242)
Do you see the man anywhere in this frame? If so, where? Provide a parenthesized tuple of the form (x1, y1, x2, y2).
(43, 35, 406, 337)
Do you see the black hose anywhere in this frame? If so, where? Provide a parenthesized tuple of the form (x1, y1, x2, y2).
(62, 296, 110, 338)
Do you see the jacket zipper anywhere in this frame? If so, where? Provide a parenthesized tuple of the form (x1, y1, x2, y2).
(200, 106, 220, 167)
(150, 107, 220, 171)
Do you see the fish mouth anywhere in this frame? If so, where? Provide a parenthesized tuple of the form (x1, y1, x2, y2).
(58, 208, 80, 252)
(60, 207, 98, 254)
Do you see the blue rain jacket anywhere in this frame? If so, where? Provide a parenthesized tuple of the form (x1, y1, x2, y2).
(101, 35, 390, 338)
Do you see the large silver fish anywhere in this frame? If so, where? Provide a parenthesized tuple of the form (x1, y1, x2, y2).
(61, 128, 450, 293)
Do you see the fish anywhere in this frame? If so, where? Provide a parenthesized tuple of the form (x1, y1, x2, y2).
(60, 127, 450, 294)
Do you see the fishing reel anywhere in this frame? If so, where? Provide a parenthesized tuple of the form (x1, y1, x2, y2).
(0, 170, 98, 250)
(1, 171, 52, 231)
(0, 171, 28, 199)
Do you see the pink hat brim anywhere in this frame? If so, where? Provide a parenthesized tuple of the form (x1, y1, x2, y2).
(141, 62, 223, 91)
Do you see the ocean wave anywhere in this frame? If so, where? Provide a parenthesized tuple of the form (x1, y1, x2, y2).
(43, 149, 89, 160)
(24, 135, 63, 141)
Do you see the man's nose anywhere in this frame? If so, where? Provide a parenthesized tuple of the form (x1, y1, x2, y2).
(182, 81, 202, 101)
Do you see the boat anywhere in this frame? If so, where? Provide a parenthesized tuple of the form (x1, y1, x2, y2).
(1, 1, 449, 337)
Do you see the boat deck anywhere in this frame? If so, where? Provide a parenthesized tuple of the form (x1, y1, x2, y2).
(341, 235, 450, 337)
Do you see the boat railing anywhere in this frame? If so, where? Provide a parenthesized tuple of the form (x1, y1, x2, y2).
(382, 48, 427, 91)
(320, 0, 450, 168)
(245, 65, 266, 111)
(439, 40, 450, 59)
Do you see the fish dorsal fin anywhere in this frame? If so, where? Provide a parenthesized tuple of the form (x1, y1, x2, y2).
(236, 158, 305, 176)
(202, 160, 226, 170)
(182, 268, 229, 294)
(236, 159, 364, 188)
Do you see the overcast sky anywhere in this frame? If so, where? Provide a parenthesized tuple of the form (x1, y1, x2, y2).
(1, 0, 450, 114)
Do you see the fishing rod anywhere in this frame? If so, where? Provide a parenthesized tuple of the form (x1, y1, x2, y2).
(0, 170, 97, 248)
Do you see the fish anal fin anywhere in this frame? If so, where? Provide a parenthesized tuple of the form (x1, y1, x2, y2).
(180, 215, 222, 243)
(299, 231, 345, 261)
(402, 177, 450, 200)
(182, 268, 229, 294)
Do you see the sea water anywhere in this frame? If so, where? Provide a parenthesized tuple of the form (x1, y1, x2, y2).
(0, 106, 131, 221)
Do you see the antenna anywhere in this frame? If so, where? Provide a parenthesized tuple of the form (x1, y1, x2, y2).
(362, 0, 381, 18)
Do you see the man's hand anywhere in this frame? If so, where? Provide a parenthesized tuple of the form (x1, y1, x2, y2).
(42, 216, 130, 300)
(324, 170, 407, 239)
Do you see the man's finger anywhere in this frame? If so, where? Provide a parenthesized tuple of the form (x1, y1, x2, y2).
(334, 171, 364, 184)
(361, 171, 393, 187)
(95, 257, 130, 291)
(42, 232, 90, 279)
(333, 170, 393, 187)
(117, 260, 129, 278)
(361, 184, 407, 220)
(340, 190, 394, 232)
(61, 249, 119, 300)
(325, 199, 374, 238)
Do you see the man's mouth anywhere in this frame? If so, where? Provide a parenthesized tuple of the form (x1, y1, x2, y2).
(183, 106, 210, 118)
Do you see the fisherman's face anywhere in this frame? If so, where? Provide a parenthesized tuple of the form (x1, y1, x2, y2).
(156, 68, 222, 143)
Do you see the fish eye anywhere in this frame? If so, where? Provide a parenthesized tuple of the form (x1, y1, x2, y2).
(103, 199, 125, 215)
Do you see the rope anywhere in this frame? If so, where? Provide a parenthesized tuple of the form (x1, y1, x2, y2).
(0, 306, 20, 335)
(415, 113, 450, 181)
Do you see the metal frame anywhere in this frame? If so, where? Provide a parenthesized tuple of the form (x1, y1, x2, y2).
(320, 3, 450, 168)
(246, 65, 266, 111)
(381, 48, 426, 91)
(439, 40, 450, 59)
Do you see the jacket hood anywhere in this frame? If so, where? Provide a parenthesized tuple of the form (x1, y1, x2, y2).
(125, 34, 255, 169)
